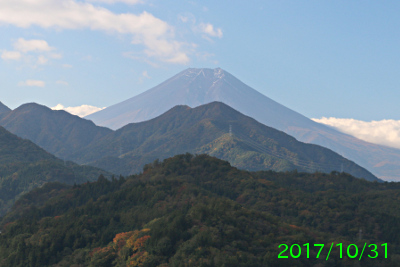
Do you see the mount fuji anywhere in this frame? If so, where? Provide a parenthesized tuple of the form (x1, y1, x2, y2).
(86, 68, 400, 181)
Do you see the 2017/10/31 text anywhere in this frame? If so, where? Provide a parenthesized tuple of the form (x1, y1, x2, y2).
(278, 243, 388, 260)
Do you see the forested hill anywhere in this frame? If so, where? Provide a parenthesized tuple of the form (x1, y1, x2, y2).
(0, 103, 112, 159)
(0, 126, 110, 216)
(83, 67, 400, 181)
(0, 126, 56, 164)
(0, 102, 378, 181)
(72, 102, 378, 181)
(0, 154, 398, 266)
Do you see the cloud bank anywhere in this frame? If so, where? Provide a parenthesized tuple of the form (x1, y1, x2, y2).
(1, 50, 22, 60)
(312, 117, 400, 149)
(52, 104, 105, 117)
(0, 0, 189, 64)
(1, 38, 61, 67)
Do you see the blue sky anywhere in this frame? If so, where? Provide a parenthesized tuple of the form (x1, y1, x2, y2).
(1, 1, 400, 128)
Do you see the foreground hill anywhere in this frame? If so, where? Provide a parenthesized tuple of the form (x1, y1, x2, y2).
(0, 103, 112, 159)
(0, 154, 397, 266)
(74, 102, 378, 181)
(85, 68, 400, 181)
(0, 126, 109, 216)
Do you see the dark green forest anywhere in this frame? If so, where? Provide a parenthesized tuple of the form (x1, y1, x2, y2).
(0, 126, 110, 217)
(0, 154, 399, 266)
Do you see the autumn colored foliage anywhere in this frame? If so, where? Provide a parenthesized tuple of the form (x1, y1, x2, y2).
(0, 154, 399, 266)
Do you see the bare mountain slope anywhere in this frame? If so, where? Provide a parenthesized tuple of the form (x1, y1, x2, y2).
(86, 68, 400, 180)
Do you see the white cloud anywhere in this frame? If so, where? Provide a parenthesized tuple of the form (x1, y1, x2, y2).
(312, 117, 400, 149)
(14, 38, 54, 53)
(0, 0, 189, 64)
(2, 38, 61, 67)
(62, 64, 73, 68)
(52, 104, 65, 110)
(18, 80, 46, 87)
(199, 23, 223, 39)
(51, 103, 105, 117)
(1, 50, 22, 60)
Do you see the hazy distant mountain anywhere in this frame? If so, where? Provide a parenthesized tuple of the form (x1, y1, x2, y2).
(0, 100, 377, 181)
(76, 102, 378, 181)
(0, 102, 11, 118)
(0, 103, 112, 159)
(86, 68, 319, 131)
(0, 126, 109, 216)
(85, 68, 400, 181)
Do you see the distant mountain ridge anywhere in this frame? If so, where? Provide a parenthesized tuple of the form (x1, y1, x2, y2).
(0, 100, 377, 181)
(76, 102, 378, 181)
(85, 68, 400, 181)
(0, 103, 112, 159)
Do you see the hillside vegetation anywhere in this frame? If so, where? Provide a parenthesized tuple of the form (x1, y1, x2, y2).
(0, 103, 112, 159)
(0, 102, 377, 181)
(0, 127, 110, 216)
(0, 154, 398, 266)
(73, 102, 378, 181)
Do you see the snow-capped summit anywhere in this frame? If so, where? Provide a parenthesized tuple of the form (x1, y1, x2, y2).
(85, 68, 316, 131)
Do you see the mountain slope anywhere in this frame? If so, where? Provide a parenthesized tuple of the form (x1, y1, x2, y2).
(0, 103, 112, 159)
(85, 68, 400, 181)
(86, 68, 318, 131)
(76, 102, 378, 181)
(0, 126, 109, 216)
(0, 154, 398, 266)
(0, 101, 10, 114)
(0, 101, 374, 180)
(0, 101, 11, 119)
